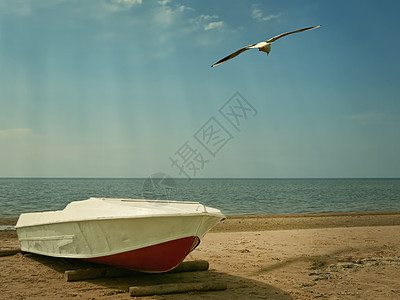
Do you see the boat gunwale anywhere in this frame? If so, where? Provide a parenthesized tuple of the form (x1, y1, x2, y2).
(102, 198, 201, 205)
(15, 211, 225, 229)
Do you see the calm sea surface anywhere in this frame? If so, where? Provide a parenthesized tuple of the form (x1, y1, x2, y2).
(0, 178, 399, 219)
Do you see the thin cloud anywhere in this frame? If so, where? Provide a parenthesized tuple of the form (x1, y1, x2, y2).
(191, 14, 218, 24)
(345, 112, 384, 124)
(204, 21, 225, 31)
(191, 14, 227, 32)
(261, 13, 281, 21)
(1, 0, 142, 18)
(0, 128, 41, 139)
(0, 0, 44, 16)
(111, 0, 142, 4)
(251, 6, 281, 22)
(0, 128, 31, 137)
(154, 3, 193, 25)
(102, 0, 142, 13)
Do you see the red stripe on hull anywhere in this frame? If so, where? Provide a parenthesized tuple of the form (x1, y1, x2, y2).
(84, 236, 200, 272)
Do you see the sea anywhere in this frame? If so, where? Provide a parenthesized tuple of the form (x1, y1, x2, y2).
(0, 178, 400, 223)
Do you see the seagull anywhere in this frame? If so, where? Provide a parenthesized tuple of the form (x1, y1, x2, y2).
(211, 25, 321, 67)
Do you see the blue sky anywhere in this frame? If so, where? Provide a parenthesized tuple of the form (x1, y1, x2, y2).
(0, 0, 399, 178)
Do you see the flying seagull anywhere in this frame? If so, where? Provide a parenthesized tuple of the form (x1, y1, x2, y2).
(211, 25, 321, 67)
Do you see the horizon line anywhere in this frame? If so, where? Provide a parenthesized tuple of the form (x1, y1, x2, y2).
(0, 177, 399, 180)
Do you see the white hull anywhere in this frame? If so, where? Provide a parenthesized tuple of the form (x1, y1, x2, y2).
(16, 198, 224, 271)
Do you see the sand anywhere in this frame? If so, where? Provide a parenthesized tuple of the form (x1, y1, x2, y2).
(1, 212, 400, 299)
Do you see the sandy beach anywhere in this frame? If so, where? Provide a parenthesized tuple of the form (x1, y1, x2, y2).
(1, 212, 400, 299)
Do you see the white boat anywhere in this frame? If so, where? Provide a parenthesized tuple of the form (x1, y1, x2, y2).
(16, 198, 225, 272)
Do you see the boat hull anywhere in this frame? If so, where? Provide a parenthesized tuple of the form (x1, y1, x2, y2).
(84, 236, 200, 272)
(16, 198, 224, 272)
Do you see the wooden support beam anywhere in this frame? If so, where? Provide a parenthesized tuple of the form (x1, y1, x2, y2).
(65, 260, 209, 282)
(129, 281, 227, 297)
(0, 249, 20, 257)
(64, 267, 132, 282)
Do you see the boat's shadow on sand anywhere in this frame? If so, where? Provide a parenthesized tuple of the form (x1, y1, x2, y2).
(26, 253, 293, 299)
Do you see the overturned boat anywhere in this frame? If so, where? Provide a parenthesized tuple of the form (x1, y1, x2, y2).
(16, 198, 225, 272)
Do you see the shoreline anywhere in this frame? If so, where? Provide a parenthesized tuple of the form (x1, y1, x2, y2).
(215, 211, 400, 232)
(2, 211, 400, 232)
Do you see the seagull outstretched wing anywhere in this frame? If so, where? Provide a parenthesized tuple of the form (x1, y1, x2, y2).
(211, 25, 321, 67)
(211, 43, 257, 67)
(265, 25, 321, 43)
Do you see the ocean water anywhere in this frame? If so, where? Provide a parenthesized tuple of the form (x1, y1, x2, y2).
(0, 178, 399, 219)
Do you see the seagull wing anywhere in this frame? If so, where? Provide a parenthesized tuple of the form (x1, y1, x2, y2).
(266, 25, 321, 44)
(211, 43, 257, 67)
